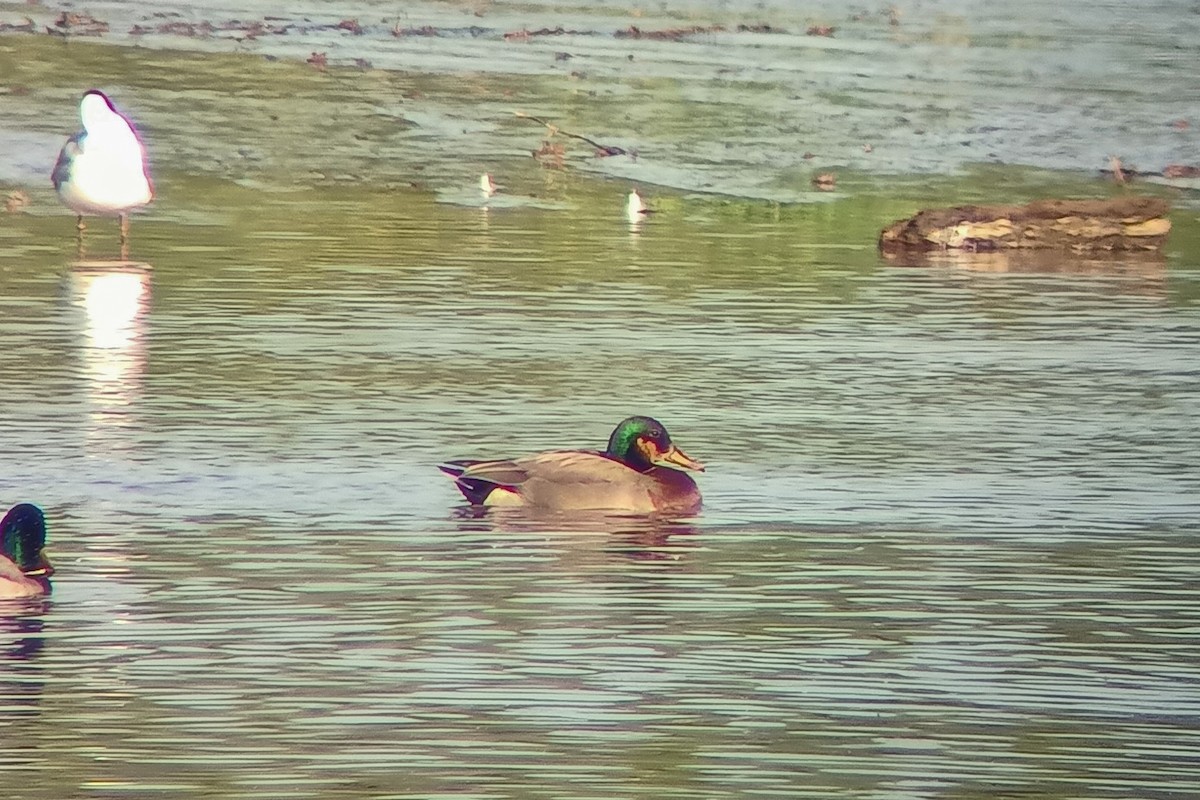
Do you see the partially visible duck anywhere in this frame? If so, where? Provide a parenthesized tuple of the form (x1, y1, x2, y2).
(440, 416, 704, 515)
(0, 504, 54, 600)
(52, 89, 154, 254)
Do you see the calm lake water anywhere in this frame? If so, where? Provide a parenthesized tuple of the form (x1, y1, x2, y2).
(2, 1, 1200, 798)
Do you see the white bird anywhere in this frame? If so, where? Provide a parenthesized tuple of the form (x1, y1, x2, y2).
(480, 172, 499, 198)
(626, 189, 653, 223)
(51, 90, 153, 255)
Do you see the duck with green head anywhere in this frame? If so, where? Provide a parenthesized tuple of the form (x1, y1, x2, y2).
(1, 504, 54, 600)
(439, 416, 705, 514)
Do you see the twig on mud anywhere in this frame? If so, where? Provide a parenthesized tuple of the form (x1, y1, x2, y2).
(514, 112, 628, 156)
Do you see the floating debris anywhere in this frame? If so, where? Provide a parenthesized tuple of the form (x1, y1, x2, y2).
(130, 20, 216, 37)
(736, 24, 785, 34)
(48, 11, 109, 36)
(813, 173, 837, 191)
(210, 19, 289, 39)
(806, 25, 836, 37)
(306, 51, 328, 70)
(504, 26, 585, 40)
(390, 24, 488, 37)
(394, 24, 438, 37)
(336, 18, 364, 35)
(615, 24, 725, 41)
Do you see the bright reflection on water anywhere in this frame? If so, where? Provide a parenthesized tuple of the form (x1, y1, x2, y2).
(69, 265, 151, 452)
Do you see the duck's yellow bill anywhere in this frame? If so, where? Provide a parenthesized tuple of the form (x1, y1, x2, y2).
(656, 444, 705, 472)
(24, 553, 54, 579)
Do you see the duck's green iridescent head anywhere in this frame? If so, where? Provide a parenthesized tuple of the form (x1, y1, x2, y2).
(606, 416, 705, 473)
(1, 504, 54, 578)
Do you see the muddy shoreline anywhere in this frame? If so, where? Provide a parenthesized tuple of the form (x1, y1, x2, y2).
(3, 0, 1197, 210)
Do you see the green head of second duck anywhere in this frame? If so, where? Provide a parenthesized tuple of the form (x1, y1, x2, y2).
(1, 503, 54, 599)
(606, 415, 705, 473)
(2, 504, 53, 577)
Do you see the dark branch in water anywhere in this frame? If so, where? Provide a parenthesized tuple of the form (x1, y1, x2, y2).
(514, 112, 628, 157)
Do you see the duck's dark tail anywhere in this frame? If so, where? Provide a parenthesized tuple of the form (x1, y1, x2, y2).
(438, 461, 498, 506)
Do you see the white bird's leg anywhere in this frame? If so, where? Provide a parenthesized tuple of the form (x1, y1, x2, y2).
(75, 215, 85, 259)
(119, 213, 130, 260)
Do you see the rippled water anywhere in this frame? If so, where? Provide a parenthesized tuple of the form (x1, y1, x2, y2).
(2, 180, 1197, 798)
(3, 2, 1200, 798)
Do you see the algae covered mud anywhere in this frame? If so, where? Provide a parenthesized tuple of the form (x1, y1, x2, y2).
(1, 0, 1198, 203)
(2, 2, 1200, 800)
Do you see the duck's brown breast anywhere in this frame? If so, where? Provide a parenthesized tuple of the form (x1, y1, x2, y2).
(645, 467, 702, 515)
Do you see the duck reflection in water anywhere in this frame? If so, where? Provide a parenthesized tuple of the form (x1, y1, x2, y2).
(452, 506, 701, 564)
(0, 610, 47, 737)
(0, 612, 47, 663)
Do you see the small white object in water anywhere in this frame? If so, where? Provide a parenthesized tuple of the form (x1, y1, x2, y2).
(626, 189, 652, 223)
(52, 90, 153, 249)
(480, 172, 498, 198)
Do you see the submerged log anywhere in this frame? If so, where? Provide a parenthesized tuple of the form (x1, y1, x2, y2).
(879, 196, 1171, 254)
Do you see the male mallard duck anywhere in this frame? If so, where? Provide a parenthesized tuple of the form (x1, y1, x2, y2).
(0, 504, 54, 600)
(440, 416, 705, 514)
(51, 89, 154, 252)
